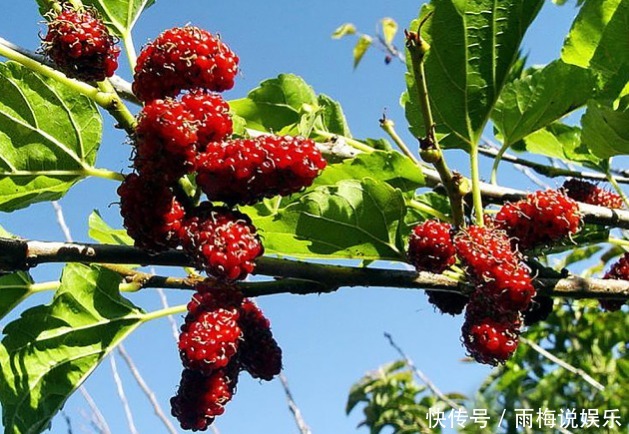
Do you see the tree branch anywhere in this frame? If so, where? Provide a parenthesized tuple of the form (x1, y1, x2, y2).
(1, 238, 627, 300)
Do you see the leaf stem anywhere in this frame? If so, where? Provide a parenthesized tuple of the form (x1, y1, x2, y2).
(141, 304, 187, 323)
(379, 116, 421, 165)
(84, 167, 125, 181)
(470, 144, 484, 226)
(408, 199, 451, 222)
(122, 31, 138, 72)
(405, 30, 465, 227)
(489, 141, 510, 185)
(30, 281, 61, 292)
(312, 129, 375, 153)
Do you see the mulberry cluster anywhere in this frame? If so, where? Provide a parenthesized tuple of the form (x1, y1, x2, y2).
(42, 5, 120, 82)
(173, 282, 282, 431)
(115, 27, 311, 431)
(118, 26, 326, 281)
(406, 186, 587, 365)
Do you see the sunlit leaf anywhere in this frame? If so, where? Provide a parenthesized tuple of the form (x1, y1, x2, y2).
(0, 61, 102, 211)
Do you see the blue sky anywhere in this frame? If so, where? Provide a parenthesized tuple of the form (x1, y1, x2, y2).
(1, 1, 580, 433)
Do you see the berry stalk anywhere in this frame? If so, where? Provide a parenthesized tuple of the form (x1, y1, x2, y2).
(405, 29, 465, 227)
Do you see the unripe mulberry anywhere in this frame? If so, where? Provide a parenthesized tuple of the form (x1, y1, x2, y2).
(133, 26, 239, 101)
(43, 5, 120, 82)
(495, 190, 581, 250)
(407, 220, 455, 273)
(117, 173, 185, 250)
(195, 135, 327, 205)
(180, 204, 264, 281)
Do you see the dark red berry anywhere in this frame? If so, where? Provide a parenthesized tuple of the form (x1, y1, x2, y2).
(462, 315, 519, 366)
(180, 204, 264, 281)
(495, 190, 581, 250)
(195, 135, 327, 205)
(181, 90, 233, 145)
(426, 291, 468, 316)
(455, 226, 535, 313)
(186, 281, 244, 319)
(238, 300, 282, 381)
(170, 367, 238, 431)
(522, 295, 554, 326)
(562, 179, 623, 209)
(178, 308, 242, 374)
(133, 26, 239, 102)
(601, 252, 629, 312)
(133, 97, 198, 182)
(43, 5, 120, 82)
(407, 220, 455, 273)
(117, 173, 185, 250)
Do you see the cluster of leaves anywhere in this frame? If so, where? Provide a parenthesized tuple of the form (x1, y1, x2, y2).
(348, 302, 628, 433)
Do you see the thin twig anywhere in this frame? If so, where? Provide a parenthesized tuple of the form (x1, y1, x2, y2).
(79, 387, 112, 434)
(384, 332, 464, 411)
(61, 411, 74, 434)
(520, 337, 605, 392)
(109, 355, 139, 434)
(116, 345, 179, 434)
(279, 373, 313, 434)
(156, 287, 180, 343)
(51, 201, 73, 242)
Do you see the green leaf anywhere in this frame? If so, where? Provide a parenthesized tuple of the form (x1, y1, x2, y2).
(316, 94, 351, 137)
(492, 60, 598, 146)
(251, 179, 408, 261)
(581, 101, 629, 159)
(0, 264, 143, 434)
(37, 0, 155, 36)
(562, 0, 629, 78)
(380, 18, 398, 45)
(353, 35, 372, 69)
(404, 0, 544, 148)
(0, 61, 102, 211)
(0, 272, 34, 321)
(332, 23, 357, 39)
(315, 151, 424, 194)
(88, 210, 133, 246)
(515, 122, 603, 168)
(229, 74, 318, 134)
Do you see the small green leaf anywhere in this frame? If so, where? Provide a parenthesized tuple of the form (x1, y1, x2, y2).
(316, 94, 351, 137)
(229, 74, 318, 133)
(404, 0, 544, 148)
(353, 35, 372, 69)
(37, 0, 156, 36)
(492, 60, 598, 146)
(332, 23, 357, 39)
(88, 210, 133, 246)
(0, 61, 102, 211)
(581, 101, 629, 159)
(380, 18, 398, 45)
(515, 122, 603, 168)
(0, 272, 34, 321)
(251, 179, 408, 261)
(0, 264, 143, 434)
(315, 151, 424, 194)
